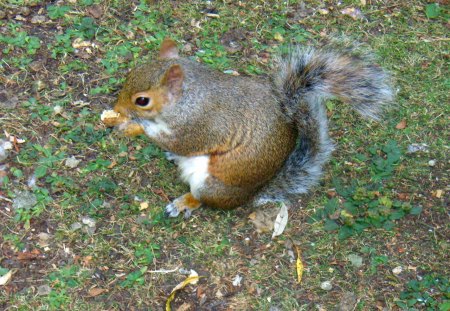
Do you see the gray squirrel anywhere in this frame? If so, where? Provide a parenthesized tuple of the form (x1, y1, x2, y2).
(104, 38, 393, 217)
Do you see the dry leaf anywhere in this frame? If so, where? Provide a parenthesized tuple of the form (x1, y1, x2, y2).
(274, 32, 284, 42)
(17, 249, 41, 260)
(86, 4, 103, 19)
(166, 270, 199, 311)
(341, 7, 365, 20)
(88, 287, 107, 297)
(248, 208, 278, 233)
(295, 245, 304, 283)
(175, 302, 192, 311)
(272, 202, 288, 238)
(0, 270, 12, 286)
(395, 119, 407, 129)
(139, 201, 149, 211)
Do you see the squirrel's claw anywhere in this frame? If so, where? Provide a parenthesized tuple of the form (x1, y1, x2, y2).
(164, 193, 202, 218)
(165, 202, 181, 217)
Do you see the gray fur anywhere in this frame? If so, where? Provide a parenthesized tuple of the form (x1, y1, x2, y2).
(254, 45, 393, 205)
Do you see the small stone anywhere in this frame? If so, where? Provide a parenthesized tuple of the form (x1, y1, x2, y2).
(392, 266, 403, 275)
(320, 281, 333, 291)
(31, 15, 46, 24)
(407, 143, 429, 154)
(12, 191, 37, 210)
(37, 285, 52, 296)
(70, 222, 82, 231)
(428, 159, 436, 167)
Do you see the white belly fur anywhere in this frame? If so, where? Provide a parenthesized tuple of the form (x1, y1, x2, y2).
(176, 155, 210, 198)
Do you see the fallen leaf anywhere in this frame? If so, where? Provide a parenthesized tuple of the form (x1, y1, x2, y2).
(88, 287, 107, 297)
(347, 254, 363, 268)
(272, 202, 288, 238)
(82, 256, 93, 266)
(274, 32, 284, 42)
(0, 270, 12, 286)
(17, 249, 41, 260)
(86, 4, 103, 19)
(139, 201, 149, 211)
(339, 291, 358, 311)
(107, 160, 117, 169)
(166, 270, 199, 311)
(37, 232, 51, 247)
(341, 7, 365, 20)
(65, 156, 81, 168)
(395, 119, 407, 129)
(434, 189, 443, 198)
(248, 208, 279, 233)
(72, 38, 92, 49)
(232, 274, 242, 287)
(295, 245, 304, 284)
(392, 266, 403, 275)
(175, 302, 192, 311)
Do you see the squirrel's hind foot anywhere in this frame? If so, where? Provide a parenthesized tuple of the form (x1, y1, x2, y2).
(165, 192, 202, 218)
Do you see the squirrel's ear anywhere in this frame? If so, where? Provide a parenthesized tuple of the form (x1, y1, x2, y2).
(162, 64, 184, 97)
(159, 38, 179, 59)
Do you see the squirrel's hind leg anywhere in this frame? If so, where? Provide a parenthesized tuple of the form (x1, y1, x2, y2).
(165, 192, 202, 218)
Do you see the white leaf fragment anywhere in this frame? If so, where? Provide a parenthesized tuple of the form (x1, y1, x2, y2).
(272, 202, 289, 238)
(0, 270, 12, 286)
(232, 274, 243, 287)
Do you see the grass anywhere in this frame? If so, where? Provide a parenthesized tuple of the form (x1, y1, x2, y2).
(0, 0, 448, 310)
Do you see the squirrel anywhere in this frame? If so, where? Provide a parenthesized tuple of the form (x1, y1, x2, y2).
(106, 38, 393, 218)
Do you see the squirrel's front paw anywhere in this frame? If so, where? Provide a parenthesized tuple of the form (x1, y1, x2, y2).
(120, 122, 145, 137)
(165, 193, 202, 218)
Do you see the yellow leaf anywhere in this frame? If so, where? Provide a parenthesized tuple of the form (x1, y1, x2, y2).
(139, 201, 149, 211)
(274, 32, 284, 42)
(166, 270, 199, 311)
(295, 246, 304, 284)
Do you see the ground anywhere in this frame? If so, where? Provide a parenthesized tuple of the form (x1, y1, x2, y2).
(0, 0, 448, 310)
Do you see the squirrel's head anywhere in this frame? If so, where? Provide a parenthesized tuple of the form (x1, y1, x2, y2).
(114, 38, 184, 119)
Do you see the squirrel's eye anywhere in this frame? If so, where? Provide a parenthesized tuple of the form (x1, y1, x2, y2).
(135, 97, 150, 107)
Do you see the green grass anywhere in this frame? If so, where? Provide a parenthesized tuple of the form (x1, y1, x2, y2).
(0, 0, 448, 310)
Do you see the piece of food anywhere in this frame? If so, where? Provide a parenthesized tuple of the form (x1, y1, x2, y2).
(101, 109, 144, 136)
(100, 109, 129, 127)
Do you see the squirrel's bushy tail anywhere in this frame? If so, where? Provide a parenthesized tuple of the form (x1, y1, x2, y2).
(254, 45, 393, 205)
